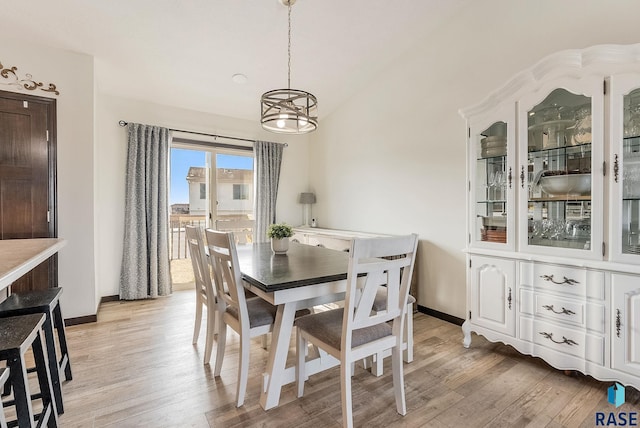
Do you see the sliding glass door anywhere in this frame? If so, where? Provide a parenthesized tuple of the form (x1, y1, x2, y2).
(169, 145, 254, 287)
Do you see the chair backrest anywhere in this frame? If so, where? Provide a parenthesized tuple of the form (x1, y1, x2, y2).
(185, 225, 215, 303)
(342, 234, 419, 351)
(204, 229, 249, 327)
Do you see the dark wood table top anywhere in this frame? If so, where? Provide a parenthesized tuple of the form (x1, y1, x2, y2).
(237, 242, 349, 292)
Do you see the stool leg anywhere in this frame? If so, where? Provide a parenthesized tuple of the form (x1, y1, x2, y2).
(7, 351, 36, 428)
(32, 329, 59, 428)
(53, 304, 72, 381)
(42, 310, 64, 414)
(0, 400, 6, 428)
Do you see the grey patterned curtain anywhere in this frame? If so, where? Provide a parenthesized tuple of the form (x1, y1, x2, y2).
(254, 141, 285, 243)
(120, 123, 171, 299)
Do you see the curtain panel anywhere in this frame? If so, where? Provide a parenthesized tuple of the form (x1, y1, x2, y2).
(254, 141, 285, 243)
(120, 123, 172, 299)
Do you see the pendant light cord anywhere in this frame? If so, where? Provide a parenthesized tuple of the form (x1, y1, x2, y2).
(287, 1, 291, 91)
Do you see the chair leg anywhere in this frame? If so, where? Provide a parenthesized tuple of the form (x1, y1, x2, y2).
(203, 307, 216, 364)
(371, 352, 384, 377)
(296, 330, 305, 398)
(391, 345, 406, 416)
(32, 329, 59, 427)
(42, 309, 64, 414)
(7, 352, 35, 428)
(404, 302, 414, 363)
(214, 322, 226, 376)
(340, 361, 354, 428)
(236, 333, 250, 407)
(193, 296, 202, 344)
(53, 303, 72, 381)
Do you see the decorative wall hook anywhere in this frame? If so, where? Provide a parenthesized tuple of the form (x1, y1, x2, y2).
(0, 61, 59, 95)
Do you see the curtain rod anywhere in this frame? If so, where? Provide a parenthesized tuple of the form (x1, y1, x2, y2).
(118, 120, 287, 147)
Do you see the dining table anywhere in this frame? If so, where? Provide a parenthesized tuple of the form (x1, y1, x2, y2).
(237, 241, 350, 410)
(0, 238, 67, 293)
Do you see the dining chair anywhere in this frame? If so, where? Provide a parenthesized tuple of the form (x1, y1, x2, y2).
(186, 225, 217, 364)
(205, 228, 277, 407)
(295, 234, 418, 428)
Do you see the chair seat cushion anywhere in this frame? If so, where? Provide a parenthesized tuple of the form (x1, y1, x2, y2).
(0, 288, 63, 316)
(371, 286, 416, 312)
(226, 297, 277, 328)
(295, 309, 392, 350)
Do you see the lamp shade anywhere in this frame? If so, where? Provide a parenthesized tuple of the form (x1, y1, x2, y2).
(299, 192, 316, 204)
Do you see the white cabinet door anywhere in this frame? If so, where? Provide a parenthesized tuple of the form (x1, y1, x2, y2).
(608, 74, 640, 264)
(470, 255, 516, 336)
(467, 103, 517, 252)
(612, 273, 640, 377)
(517, 76, 604, 260)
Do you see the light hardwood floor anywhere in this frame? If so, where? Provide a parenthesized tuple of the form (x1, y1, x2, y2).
(52, 289, 639, 427)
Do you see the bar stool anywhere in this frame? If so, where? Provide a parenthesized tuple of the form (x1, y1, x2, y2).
(0, 288, 71, 415)
(0, 368, 9, 428)
(0, 313, 58, 428)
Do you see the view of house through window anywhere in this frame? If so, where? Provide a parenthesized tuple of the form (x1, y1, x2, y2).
(169, 146, 254, 288)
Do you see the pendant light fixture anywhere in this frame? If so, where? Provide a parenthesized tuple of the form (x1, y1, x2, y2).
(261, 0, 318, 134)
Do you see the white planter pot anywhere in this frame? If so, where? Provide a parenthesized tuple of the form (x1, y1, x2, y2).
(271, 237, 289, 255)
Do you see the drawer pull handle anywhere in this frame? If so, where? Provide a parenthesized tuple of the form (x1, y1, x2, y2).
(542, 304, 575, 316)
(540, 274, 579, 285)
(539, 332, 579, 346)
(520, 165, 525, 189)
(507, 288, 512, 310)
(616, 309, 621, 338)
(614, 154, 620, 183)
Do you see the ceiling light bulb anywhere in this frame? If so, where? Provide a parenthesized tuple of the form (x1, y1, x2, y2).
(298, 118, 308, 126)
(277, 119, 286, 128)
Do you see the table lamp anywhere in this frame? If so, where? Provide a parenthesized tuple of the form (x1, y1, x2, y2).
(299, 192, 316, 227)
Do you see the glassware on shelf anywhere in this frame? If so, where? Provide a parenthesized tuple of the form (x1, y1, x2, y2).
(624, 91, 640, 138)
(623, 161, 640, 198)
(572, 104, 591, 145)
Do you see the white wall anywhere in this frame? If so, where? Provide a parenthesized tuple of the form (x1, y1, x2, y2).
(96, 94, 310, 297)
(309, 0, 640, 318)
(0, 38, 96, 319)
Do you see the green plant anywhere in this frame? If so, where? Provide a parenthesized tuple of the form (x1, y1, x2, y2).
(267, 223, 293, 239)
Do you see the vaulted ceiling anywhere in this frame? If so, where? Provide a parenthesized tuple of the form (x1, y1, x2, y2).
(3, 0, 470, 121)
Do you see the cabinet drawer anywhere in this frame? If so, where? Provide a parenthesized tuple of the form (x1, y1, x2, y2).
(519, 317, 604, 365)
(307, 235, 351, 252)
(520, 262, 604, 300)
(520, 289, 605, 333)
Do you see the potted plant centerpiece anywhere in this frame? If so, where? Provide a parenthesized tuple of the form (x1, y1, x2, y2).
(267, 223, 293, 255)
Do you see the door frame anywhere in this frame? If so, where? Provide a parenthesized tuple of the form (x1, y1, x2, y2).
(0, 90, 58, 285)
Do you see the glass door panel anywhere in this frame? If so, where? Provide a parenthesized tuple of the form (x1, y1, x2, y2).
(622, 88, 640, 256)
(212, 153, 255, 244)
(474, 121, 509, 246)
(526, 88, 593, 251)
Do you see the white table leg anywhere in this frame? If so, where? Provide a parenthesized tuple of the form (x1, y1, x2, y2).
(260, 302, 297, 410)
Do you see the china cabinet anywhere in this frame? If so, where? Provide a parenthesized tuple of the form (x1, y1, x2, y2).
(460, 44, 640, 391)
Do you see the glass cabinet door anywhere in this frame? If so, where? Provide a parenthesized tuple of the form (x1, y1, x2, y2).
(469, 106, 516, 251)
(609, 76, 640, 263)
(519, 83, 604, 259)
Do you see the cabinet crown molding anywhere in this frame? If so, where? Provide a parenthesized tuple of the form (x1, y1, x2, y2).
(459, 44, 640, 119)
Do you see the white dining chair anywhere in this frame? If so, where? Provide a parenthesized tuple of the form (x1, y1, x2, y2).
(295, 234, 419, 428)
(205, 228, 277, 407)
(186, 225, 217, 364)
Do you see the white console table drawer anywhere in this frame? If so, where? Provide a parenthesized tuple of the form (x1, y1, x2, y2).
(519, 317, 604, 365)
(520, 262, 604, 300)
(520, 289, 605, 333)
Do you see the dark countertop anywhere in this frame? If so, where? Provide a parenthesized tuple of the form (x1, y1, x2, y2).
(237, 242, 349, 292)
